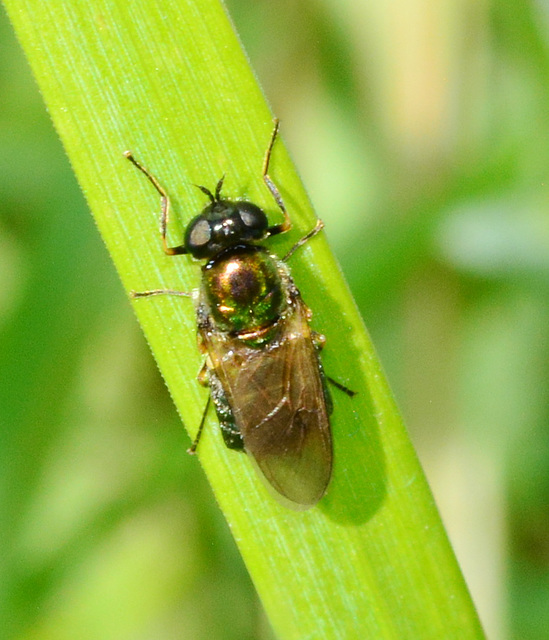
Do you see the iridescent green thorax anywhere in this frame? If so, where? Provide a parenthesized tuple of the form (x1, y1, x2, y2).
(202, 245, 286, 334)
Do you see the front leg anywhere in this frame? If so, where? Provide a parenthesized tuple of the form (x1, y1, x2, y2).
(124, 151, 188, 256)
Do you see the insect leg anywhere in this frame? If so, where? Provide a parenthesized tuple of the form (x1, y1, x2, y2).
(188, 396, 211, 454)
(263, 119, 292, 237)
(130, 289, 191, 299)
(312, 331, 356, 398)
(326, 376, 356, 398)
(283, 219, 324, 261)
(124, 151, 188, 256)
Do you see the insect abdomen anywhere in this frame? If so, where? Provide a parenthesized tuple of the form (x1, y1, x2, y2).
(208, 372, 244, 450)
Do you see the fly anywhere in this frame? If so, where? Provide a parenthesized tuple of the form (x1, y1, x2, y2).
(125, 120, 354, 509)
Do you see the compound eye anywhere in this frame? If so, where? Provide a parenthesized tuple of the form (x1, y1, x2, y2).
(188, 219, 211, 248)
(185, 217, 213, 257)
(237, 202, 268, 238)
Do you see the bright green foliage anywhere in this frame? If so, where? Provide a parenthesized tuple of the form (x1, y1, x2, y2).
(0, 1, 488, 639)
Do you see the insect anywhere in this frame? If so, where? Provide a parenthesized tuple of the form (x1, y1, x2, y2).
(125, 120, 353, 509)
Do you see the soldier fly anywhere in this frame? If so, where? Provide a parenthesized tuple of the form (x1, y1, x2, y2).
(125, 120, 354, 509)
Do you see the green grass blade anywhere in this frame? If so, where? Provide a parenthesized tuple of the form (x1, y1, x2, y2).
(2, 0, 485, 638)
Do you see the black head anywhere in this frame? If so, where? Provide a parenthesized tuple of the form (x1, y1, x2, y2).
(184, 177, 269, 259)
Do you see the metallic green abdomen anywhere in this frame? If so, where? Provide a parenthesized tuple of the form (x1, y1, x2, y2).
(203, 245, 285, 333)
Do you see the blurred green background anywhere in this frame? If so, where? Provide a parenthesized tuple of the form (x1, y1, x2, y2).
(1, 1, 548, 639)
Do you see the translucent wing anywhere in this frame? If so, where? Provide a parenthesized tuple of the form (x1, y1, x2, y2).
(202, 297, 332, 508)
